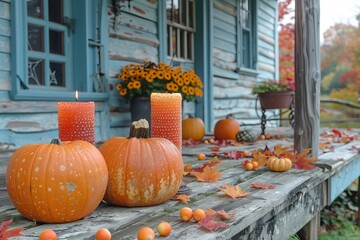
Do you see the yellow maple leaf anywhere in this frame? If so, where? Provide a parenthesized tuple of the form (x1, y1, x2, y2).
(216, 183, 249, 199)
(183, 163, 192, 176)
(252, 151, 268, 167)
(191, 166, 222, 182)
(273, 145, 289, 156)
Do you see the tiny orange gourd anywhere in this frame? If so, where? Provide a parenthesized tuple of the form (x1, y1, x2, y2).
(214, 114, 240, 140)
(182, 115, 205, 141)
(267, 157, 292, 172)
(6, 139, 108, 223)
(137, 227, 155, 240)
(98, 119, 183, 207)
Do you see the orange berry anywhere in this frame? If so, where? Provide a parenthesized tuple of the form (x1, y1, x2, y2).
(203, 140, 209, 144)
(242, 150, 248, 157)
(157, 221, 172, 237)
(260, 135, 266, 140)
(96, 228, 111, 240)
(209, 138, 215, 144)
(179, 207, 193, 222)
(137, 227, 155, 240)
(39, 229, 57, 240)
(193, 209, 206, 222)
(197, 153, 206, 160)
(251, 161, 259, 170)
(245, 162, 253, 171)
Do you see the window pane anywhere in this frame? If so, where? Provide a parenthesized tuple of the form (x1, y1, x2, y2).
(27, 0, 43, 19)
(241, 0, 250, 28)
(173, 0, 180, 23)
(166, 0, 173, 21)
(242, 30, 250, 68)
(180, 30, 185, 58)
(28, 58, 45, 85)
(49, 0, 63, 24)
(50, 30, 64, 55)
(180, 0, 186, 25)
(28, 24, 44, 52)
(187, 32, 193, 60)
(189, 0, 194, 28)
(172, 29, 178, 57)
(50, 62, 65, 87)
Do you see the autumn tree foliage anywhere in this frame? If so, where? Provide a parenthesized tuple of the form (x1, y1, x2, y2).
(278, 0, 295, 81)
(321, 18, 360, 102)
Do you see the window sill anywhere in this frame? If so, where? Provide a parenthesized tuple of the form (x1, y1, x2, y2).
(235, 67, 259, 77)
(10, 90, 109, 102)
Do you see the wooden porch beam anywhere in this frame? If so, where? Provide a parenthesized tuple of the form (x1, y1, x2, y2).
(294, 0, 321, 158)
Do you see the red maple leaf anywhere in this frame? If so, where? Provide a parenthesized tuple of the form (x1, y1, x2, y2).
(250, 183, 276, 189)
(293, 149, 317, 170)
(332, 129, 342, 137)
(222, 150, 243, 160)
(191, 156, 221, 173)
(182, 139, 202, 146)
(0, 219, 24, 240)
(198, 215, 229, 232)
(205, 208, 236, 220)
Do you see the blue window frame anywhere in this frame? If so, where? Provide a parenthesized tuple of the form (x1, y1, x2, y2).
(238, 0, 257, 71)
(10, 0, 109, 101)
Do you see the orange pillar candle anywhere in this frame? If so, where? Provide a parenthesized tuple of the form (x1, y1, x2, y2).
(58, 91, 95, 144)
(151, 93, 182, 152)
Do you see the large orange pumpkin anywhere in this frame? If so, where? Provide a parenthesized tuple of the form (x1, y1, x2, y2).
(182, 115, 205, 141)
(98, 119, 183, 207)
(6, 139, 108, 223)
(214, 114, 240, 140)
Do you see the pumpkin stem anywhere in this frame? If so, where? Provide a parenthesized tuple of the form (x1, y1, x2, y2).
(226, 114, 233, 119)
(50, 139, 62, 145)
(129, 119, 150, 138)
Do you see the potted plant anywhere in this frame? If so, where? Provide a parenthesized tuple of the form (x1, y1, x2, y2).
(116, 61, 204, 123)
(252, 78, 295, 109)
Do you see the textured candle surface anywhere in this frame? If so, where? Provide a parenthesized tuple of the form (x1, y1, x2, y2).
(151, 93, 182, 152)
(58, 102, 95, 144)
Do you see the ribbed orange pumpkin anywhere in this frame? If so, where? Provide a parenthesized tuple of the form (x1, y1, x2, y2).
(98, 119, 183, 207)
(182, 115, 205, 141)
(214, 114, 240, 140)
(267, 156, 292, 172)
(6, 139, 108, 223)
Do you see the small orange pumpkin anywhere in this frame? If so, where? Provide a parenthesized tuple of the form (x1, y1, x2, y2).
(98, 119, 183, 207)
(214, 114, 240, 140)
(182, 115, 205, 141)
(267, 156, 292, 172)
(6, 139, 108, 223)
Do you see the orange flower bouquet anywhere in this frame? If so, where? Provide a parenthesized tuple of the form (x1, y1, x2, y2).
(116, 61, 204, 102)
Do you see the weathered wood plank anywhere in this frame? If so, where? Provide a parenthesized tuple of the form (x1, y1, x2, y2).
(294, 0, 321, 157)
(109, 25, 159, 48)
(0, 53, 10, 71)
(111, 12, 158, 35)
(108, 38, 158, 63)
(0, 18, 10, 37)
(0, 1, 10, 20)
(213, 0, 237, 16)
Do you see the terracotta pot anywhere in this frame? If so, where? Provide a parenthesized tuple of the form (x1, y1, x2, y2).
(258, 91, 294, 109)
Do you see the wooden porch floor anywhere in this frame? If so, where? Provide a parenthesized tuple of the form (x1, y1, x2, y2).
(0, 128, 359, 239)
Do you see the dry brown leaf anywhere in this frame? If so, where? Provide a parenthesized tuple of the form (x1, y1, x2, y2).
(205, 208, 236, 220)
(191, 166, 222, 182)
(173, 194, 190, 204)
(216, 183, 249, 199)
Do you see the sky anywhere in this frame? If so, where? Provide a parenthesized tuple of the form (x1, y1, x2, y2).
(320, 0, 359, 43)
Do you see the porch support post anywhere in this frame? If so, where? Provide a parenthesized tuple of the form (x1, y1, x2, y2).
(294, 0, 321, 157)
(294, 0, 321, 239)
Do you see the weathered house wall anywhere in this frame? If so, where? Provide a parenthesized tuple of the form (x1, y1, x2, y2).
(0, 0, 278, 147)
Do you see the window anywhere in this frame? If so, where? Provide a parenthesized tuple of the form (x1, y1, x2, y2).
(166, 0, 195, 61)
(11, 0, 108, 101)
(239, 0, 257, 70)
